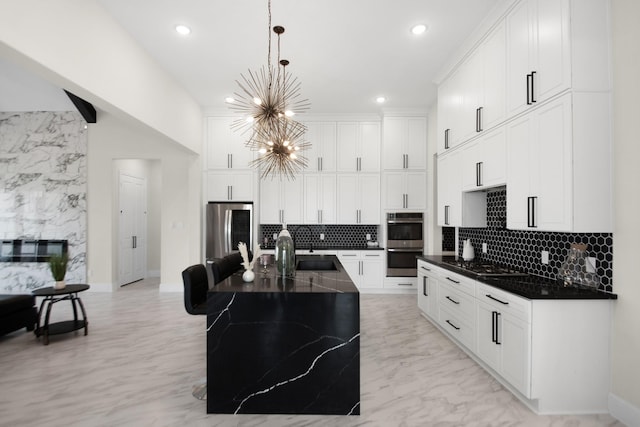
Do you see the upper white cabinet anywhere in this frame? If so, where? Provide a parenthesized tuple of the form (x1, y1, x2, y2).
(382, 117, 427, 170)
(383, 171, 426, 211)
(259, 178, 303, 224)
(206, 117, 254, 170)
(337, 174, 380, 224)
(437, 151, 461, 227)
(303, 174, 336, 224)
(506, 0, 611, 117)
(506, 92, 612, 232)
(336, 122, 381, 172)
(303, 122, 337, 172)
(461, 127, 506, 191)
(206, 170, 255, 202)
(437, 21, 505, 153)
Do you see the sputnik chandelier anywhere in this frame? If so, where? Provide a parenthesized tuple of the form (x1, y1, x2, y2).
(229, 0, 310, 180)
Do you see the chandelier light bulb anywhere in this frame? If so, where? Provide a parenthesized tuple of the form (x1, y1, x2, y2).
(285, 110, 295, 117)
(225, 97, 235, 103)
(253, 97, 262, 105)
(294, 146, 300, 151)
(267, 140, 274, 146)
(245, 116, 254, 123)
(290, 153, 297, 159)
(283, 140, 290, 147)
(259, 148, 267, 154)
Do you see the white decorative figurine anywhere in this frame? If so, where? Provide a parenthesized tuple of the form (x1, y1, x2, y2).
(238, 242, 262, 282)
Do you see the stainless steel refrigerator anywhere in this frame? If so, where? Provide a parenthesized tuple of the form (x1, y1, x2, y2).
(205, 202, 253, 261)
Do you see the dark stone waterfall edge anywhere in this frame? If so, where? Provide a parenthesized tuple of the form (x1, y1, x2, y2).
(207, 292, 360, 415)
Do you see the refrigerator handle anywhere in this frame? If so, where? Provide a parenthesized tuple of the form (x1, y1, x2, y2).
(224, 209, 232, 254)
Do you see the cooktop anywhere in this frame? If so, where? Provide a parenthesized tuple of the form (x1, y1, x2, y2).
(442, 260, 529, 277)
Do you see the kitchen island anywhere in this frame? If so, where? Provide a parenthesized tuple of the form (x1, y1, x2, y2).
(206, 255, 360, 415)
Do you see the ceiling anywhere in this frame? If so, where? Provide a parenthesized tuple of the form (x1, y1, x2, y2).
(0, 0, 500, 115)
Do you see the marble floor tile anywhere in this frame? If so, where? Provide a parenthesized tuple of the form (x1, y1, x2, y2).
(0, 280, 623, 427)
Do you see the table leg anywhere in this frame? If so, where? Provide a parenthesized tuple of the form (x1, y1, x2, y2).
(35, 297, 48, 337)
(76, 296, 89, 336)
(71, 294, 79, 321)
(43, 299, 54, 345)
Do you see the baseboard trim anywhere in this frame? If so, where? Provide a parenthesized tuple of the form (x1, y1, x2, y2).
(159, 283, 182, 292)
(609, 392, 640, 426)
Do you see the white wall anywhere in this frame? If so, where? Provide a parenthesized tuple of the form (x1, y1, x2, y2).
(87, 112, 201, 291)
(0, 0, 202, 155)
(610, 0, 640, 422)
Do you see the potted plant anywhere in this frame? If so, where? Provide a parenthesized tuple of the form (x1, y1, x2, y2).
(49, 253, 69, 290)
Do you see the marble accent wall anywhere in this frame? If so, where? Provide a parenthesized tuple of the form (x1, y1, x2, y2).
(0, 112, 87, 292)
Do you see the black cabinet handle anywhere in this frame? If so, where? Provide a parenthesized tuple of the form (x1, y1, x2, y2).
(446, 277, 460, 284)
(527, 196, 537, 228)
(476, 107, 483, 132)
(420, 266, 431, 272)
(446, 296, 460, 305)
(444, 205, 450, 225)
(491, 311, 497, 343)
(530, 71, 536, 103)
(423, 277, 428, 296)
(476, 162, 483, 187)
(526, 73, 532, 105)
(486, 294, 509, 305)
(495, 312, 502, 345)
(444, 129, 450, 149)
(446, 320, 460, 331)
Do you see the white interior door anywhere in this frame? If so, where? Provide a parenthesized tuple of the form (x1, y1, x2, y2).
(119, 173, 147, 285)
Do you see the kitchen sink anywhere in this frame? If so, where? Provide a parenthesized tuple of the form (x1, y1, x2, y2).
(295, 259, 338, 271)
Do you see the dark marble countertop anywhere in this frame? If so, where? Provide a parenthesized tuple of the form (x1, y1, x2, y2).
(209, 254, 359, 294)
(418, 255, 617, 301)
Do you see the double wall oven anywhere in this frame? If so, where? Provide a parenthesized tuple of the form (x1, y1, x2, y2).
(386, 212, 424, 277)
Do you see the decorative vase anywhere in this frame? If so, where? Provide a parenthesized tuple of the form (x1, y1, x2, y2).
(275, 225, 295, 278)
(242, 270, 255, 282)
(54, 280, 66, 290)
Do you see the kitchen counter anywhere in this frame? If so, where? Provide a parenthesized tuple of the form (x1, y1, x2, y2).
(261, 245, 384, 251)
(206, 255, 360, 415)
(418, 255, 617, 300)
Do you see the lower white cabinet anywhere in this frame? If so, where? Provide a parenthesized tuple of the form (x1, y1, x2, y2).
(476, 285, 532, 398)
(383, 276, 417, 291)
(417, 259, 612, 414)
(337, 251, 383, 290)
(417, 261, 438, 318)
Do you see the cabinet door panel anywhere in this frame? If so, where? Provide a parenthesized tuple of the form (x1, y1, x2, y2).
(406, 118, 427, 170)
(336, 123, 359, 172)
(259, 178, 282, 223)
(506, 115, 533, 230)
(501, 313, 531, 398)
(476, 302, 501, 372)
(382, 118, 406, 170)
(359, 174, 380, 224)
(506, 0, 534, 116)
(405, 172, 426, 209)
(362, 254, 383, 288)
(360, 122, 381, 172)
(383, 172, 404, 210)
(337, 175, 359, 224)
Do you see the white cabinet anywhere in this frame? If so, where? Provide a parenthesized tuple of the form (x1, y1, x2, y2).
(259, 178, 303, 224)
(383, 171, 426, 210)
(303, 122, 337, 172)
(507, 92, 611, 232)
(337, 174, 380, 224)
(461, 127, 506, 191)
(417, 261, 438, 319)
(506, 0, 611, 117)
(437, 151, 460, 227)
(436, 70, 460, 153)
(476, 282, 532, 397)
(382, 117, 427, 170)
(336, 122, 381, 172)
(206, 117, 254, 170)
(506, 0, 570, 116)
(303, 174, 336, 224)
(338, 250, 383, 290)
(206, 171, 254, 202)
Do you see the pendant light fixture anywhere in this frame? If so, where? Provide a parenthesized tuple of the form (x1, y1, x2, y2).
(229, 0, 310, 180)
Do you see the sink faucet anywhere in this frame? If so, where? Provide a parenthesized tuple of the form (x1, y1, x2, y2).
(293, 225, 314, 253)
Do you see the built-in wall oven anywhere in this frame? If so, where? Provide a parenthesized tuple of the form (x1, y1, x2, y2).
(386, 212, 424, 277)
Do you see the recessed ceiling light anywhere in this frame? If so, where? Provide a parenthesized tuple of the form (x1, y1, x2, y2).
(175, 24, 191, 35)
(411, 24, 428, 35)
(376, 96, 387, 104)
